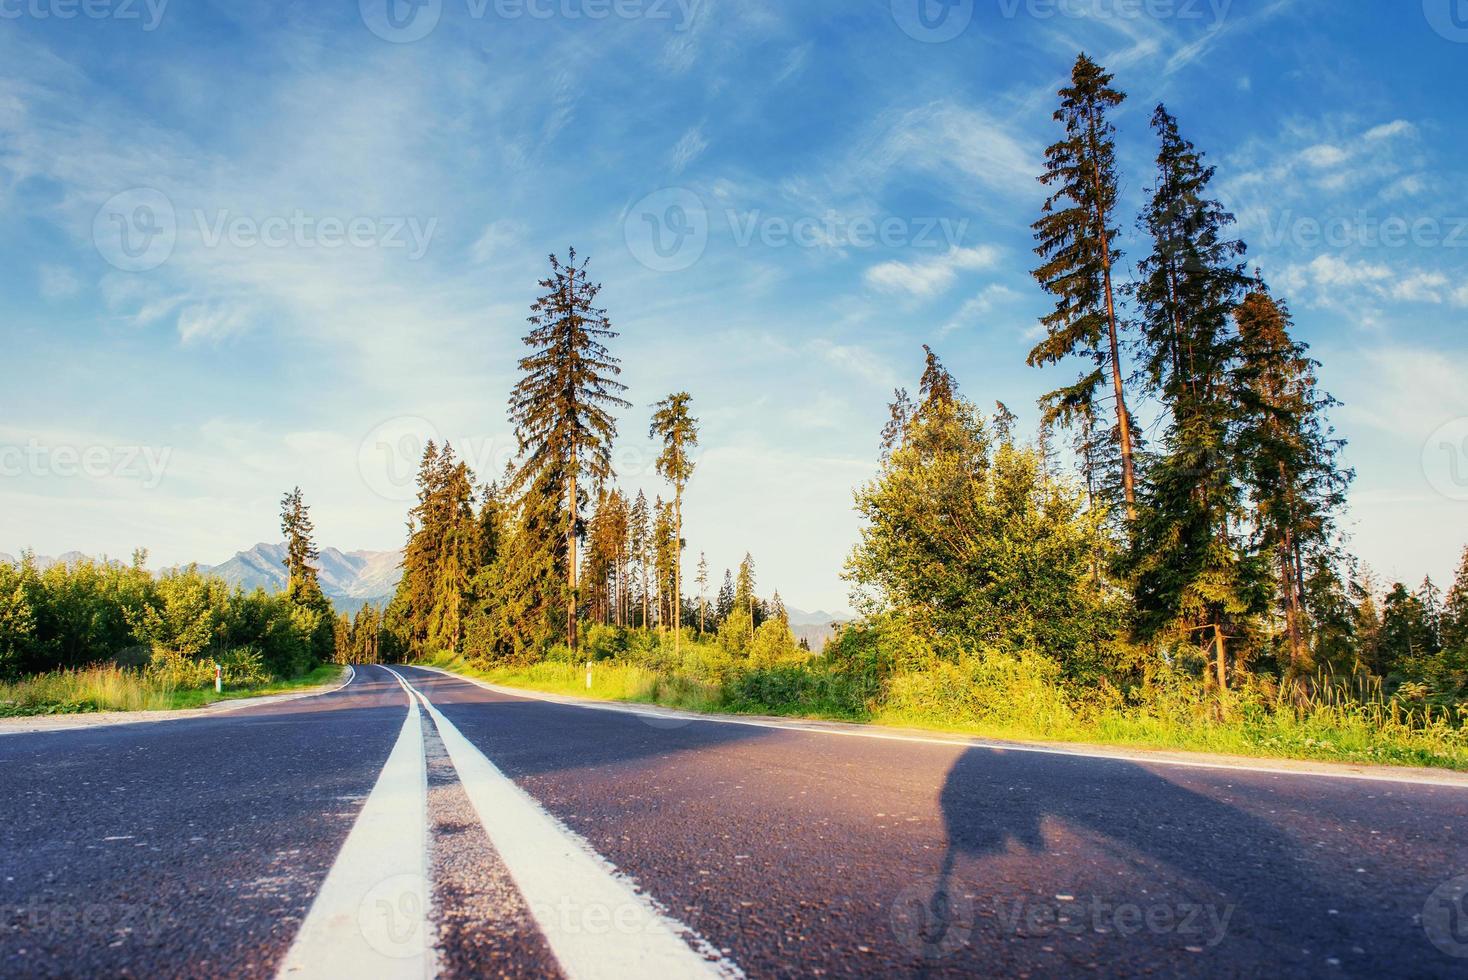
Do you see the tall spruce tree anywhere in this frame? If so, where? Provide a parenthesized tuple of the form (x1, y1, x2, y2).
(279, 486, 334, 663)
(280, 486, 321, 598)
(1030, 53, 1138, 520)
(508, 249, 630, 654)
(650, 392, 699, 653)
(1127, 106, 1256, 692)
(628, 490, 651, 629)
(696, 552, 709, 635)
(1233, 283, 1351, 676)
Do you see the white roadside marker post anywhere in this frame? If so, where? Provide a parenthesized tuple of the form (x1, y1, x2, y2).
(586, 661, 592, 690)
(215, 662, 222, 694)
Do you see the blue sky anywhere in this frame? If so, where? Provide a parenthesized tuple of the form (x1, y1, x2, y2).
(2, 0, 1466, 611)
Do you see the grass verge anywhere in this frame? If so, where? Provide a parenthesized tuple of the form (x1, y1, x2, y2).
(420, 653, 1468, 772)
(0, 664, 347, 718)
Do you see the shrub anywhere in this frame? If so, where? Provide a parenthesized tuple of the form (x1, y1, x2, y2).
(147, 650, 216, 689)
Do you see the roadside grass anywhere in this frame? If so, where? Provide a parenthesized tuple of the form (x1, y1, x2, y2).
(0, 664, 347, 717)
(420, 647, 1468, 772)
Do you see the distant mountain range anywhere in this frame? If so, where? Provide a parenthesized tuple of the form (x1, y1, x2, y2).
(1, 545, 853, 645)
(201, 543, 404, 608)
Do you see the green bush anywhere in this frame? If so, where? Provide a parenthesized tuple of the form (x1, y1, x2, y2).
(147, 650, 217, 689)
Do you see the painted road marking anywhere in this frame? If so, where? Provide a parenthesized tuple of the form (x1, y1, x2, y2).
(387, 668, 740, 980)
(410, 666, 1468, 790)
(277, 667, 433, 979)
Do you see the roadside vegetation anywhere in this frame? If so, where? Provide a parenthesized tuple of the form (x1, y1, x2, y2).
(0, 489, 343, 717)
(353, 53, 1467, 773)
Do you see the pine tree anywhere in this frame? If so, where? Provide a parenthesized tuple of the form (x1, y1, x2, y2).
(771, 590, 789, 627)
(653, 498, 677, 633)
(1233, 283, 1351, 676)
(696, 552, 709, 635)
(628, 490, 650, 629)
(737, 553, 757, 624)
(650, 392, 699, 653)
(278, 486, 333, 663)
(1442, 547, 1468, 655)
(715, 569, 735, 625)
(1127, 105, 1257, 692)
(508, 249, 630, 654)
(279, 486, 321, 597)
(1030, 53, 1137, 520)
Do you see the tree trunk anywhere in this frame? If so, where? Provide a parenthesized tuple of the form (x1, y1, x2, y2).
(673, 490, 682, 656)
(567, 469, 578, 655)
(1086, 111, 1137, 521)
(1214, 619, 1228, 693)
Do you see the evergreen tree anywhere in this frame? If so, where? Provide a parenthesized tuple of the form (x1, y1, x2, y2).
(1381, 583, 1432, 677)
(696, 552, 709, 635)
(715, 569, 735, 625)
(771, 590, 789, 627)
(1030, 53, 1138, 519)
(278, 486, 333, 664)
(508, 249, 630, 654)
(279, 486, 321, 597)
(1126, 105, 1257, 692)
(650, 392, 699, 653)
(1441, 547, 1468, 655)
(1233, 284, 1351, 676)
(628, 490, 651, 629)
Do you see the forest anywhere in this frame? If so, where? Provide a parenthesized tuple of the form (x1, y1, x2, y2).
(3, 55, 1465, 766)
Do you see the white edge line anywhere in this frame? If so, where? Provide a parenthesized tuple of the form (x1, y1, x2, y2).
(387, 667, 742, 980)
(277, 666, 433, 979)
(408, 665, 1468, 790)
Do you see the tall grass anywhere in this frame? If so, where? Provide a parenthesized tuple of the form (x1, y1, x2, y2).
(0, 665, 177, 716)
(431, 640, 1468, 772)
(0, 662, 346, 717)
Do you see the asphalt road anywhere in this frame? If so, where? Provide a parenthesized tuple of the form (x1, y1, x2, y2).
(3, 664, 1467, 978)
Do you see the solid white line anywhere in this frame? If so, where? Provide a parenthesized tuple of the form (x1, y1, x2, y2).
(387, 668, 739, 980)
(277, 667, 433, 980)
(410, 665, 1468, 790)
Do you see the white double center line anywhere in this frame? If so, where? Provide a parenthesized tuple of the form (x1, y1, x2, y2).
(277, 666, 433, 979)
(387, 667, 740, 980)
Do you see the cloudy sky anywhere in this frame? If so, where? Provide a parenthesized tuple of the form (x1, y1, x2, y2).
(2, 0, 1465, 611)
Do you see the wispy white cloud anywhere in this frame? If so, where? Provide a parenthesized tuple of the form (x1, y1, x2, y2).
(865, 246, 1000, 299)
(669, 126, 709, 175)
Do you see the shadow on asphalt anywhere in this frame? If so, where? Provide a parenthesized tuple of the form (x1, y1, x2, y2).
(923, 746, 1359, 968)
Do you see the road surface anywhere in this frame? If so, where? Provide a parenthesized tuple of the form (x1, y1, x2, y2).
(2, 664, 1466, 978)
